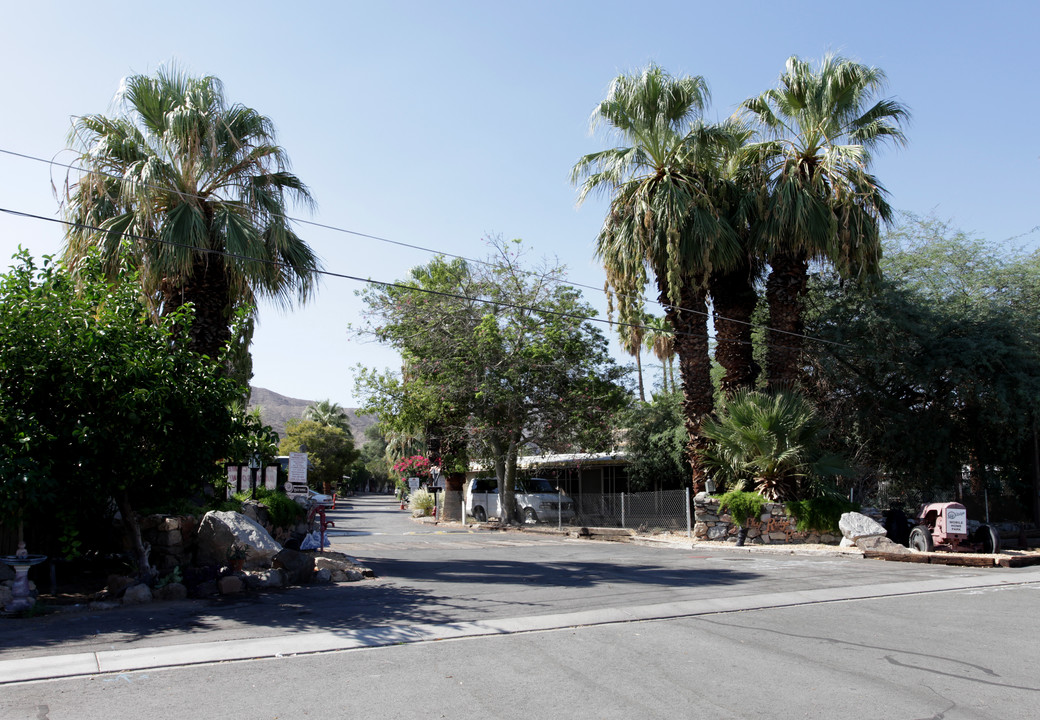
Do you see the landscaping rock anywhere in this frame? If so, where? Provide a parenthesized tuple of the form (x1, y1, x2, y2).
(106, 574, 138, 597)
(218, 576, 244, 595)
(314, 567, 333, 584)
(196, 510, 282, 569)
(154, 582, 188, 602)
(839, 512, 887, 542)
(855, 535, 911, 554)
(122, 583, 153, 606)
(272, 548, 315, 584)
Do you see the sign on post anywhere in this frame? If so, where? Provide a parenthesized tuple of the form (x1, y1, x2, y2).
(289, 452, 308, 485)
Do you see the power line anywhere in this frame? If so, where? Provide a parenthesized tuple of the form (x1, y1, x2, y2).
(0, 205, 813, 354)
(0, 146, 849, 350)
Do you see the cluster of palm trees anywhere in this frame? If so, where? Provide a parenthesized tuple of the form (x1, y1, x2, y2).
(573, 55, 909, 491)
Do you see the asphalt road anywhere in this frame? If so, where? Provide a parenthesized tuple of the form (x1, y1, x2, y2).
(3, 494, 1039, 719)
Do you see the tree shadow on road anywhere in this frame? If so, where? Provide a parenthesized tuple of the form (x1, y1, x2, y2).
(0, 557, 758, 656)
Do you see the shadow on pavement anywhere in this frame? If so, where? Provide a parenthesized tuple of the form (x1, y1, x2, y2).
(0, 558, 759, 657)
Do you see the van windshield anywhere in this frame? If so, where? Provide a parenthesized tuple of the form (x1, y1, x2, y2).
(518, 478, 556, 493)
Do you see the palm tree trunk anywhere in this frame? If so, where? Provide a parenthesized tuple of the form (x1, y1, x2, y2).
(765, 251, 808, 390)
(661, 278, 713, 494)
(711, 263, 760, 394)
(162, 254, 233, 361)
(635, 349, 645, 402)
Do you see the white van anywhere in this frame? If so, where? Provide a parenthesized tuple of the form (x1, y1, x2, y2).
(466, 477, 576, 524)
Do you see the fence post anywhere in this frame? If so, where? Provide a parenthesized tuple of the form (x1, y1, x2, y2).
(461, 492, 466, 526)
(621, 492, 626, 529)
(686, 487, 692, 539)
(558, 489, 562, 529)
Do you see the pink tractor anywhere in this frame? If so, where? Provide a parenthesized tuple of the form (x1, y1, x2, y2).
(909, 502, 1001, 554)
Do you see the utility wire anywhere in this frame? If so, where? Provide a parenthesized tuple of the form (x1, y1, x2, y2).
(0, 205, 817, 354)
(0, 146, 848, 349)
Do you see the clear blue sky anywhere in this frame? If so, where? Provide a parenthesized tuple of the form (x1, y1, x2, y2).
(1, 1, 1037, 407)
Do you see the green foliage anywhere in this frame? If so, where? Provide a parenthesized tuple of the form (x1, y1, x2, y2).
(785, 497, 858, 534)
(0, 252, 240, 555)
(357, 238, 630, 521)
(622, 391, 690, 490)
(228, 405, 280, 468)
(279, 419, 359, 492)
(716, 490, 767, 528)
(155, 567, 183, 589)
(232, 487, 303, 529)
(303, 400, 353, 433)
(805, 215, 1040, 513)
(63, 67, 321, 363)
(700, 389, 848, 502)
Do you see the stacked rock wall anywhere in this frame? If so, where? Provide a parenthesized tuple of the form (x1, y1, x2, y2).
(693, 494, 841, 545)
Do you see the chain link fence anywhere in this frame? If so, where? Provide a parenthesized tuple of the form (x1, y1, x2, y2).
(444, 487, 693, 536)
(572, 489, 691, 534)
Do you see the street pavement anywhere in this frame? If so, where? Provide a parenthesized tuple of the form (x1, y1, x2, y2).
(2, 493, 1039, 718)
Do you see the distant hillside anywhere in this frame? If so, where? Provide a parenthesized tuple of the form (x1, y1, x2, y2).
(248, 387, 376, 443)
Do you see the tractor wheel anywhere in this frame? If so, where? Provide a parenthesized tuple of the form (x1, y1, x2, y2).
(978, 525, 1001, 554)
(909, 525, 934, 553)
(473, 506, 487, 523)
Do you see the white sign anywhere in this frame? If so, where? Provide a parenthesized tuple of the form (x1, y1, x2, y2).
(408, 477, 421, 492)
(289, 452, 308, 485)
(946, 507, 968, 535)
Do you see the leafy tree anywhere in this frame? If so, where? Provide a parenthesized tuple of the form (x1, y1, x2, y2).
(357, 238, 630, 523)
(0, 252, 240, 577)
(278, 419, 359, 494)
(804, 217, 1040, 519)
(572, 64, 745, 492)
(303, 399, 353, 433)
(699, 389, 847, 502)
(62, 67, 321, 365)
(739, 54, 909, 388)
(622, 391, 690, 490)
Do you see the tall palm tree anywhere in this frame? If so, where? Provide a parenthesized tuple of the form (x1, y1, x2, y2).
(738, 54, 909, 388)
(617, 312, 647, 402)
(572, 64, 742, 491)
(643, 315, 675, 394)
(63, 67, 322, 363)
(304, 399, 352, 434)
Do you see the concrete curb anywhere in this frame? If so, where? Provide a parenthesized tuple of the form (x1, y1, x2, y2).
(4, 568, 1039, 685)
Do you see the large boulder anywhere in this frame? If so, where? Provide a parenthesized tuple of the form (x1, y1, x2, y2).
(839, 512, 887, 542)
(196, 510, 282, 569)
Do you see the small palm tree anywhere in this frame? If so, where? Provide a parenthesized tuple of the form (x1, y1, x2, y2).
(699, 389, 847, 502)
(63, 67, 322, 363)
(304, 399, 352, 434)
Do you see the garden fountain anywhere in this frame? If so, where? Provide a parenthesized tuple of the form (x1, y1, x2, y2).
(2, 521, 47, 614)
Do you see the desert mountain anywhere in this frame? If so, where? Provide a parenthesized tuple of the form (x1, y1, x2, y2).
(248, 386, 376, 442)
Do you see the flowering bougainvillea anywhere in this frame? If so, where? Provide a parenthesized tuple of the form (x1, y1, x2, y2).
(392, 454, 431, 480)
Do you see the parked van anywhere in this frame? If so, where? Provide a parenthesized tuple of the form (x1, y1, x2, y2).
(466, 477, 576, 524)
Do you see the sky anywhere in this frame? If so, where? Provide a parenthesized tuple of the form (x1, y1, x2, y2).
(1, 1, 1038, 408)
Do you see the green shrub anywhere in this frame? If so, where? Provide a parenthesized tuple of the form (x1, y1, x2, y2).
(716, 491, 767, 527)
(233, 487, 304, 529)
(409, 488, 435, 516)
(785, 496, 859, 534)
